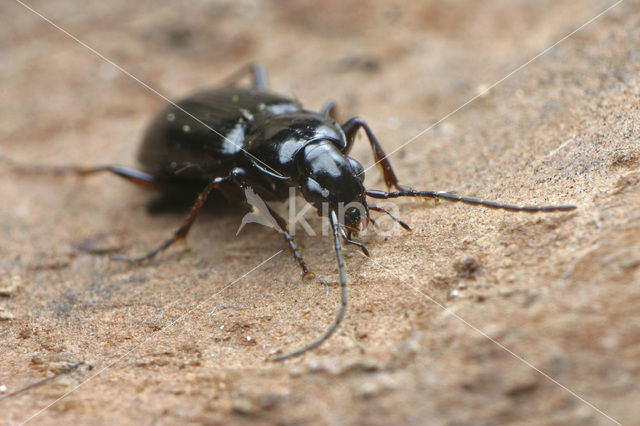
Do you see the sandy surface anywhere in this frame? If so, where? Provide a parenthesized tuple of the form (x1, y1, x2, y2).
(1, 0, 639, 424)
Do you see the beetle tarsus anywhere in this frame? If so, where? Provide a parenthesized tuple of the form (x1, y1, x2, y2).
(110, 236, 177, 263)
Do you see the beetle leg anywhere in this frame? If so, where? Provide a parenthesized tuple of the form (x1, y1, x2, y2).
(259, 204, 330, 295)
(4, 157, 159, 188)
(111, 177, 227, 263)
(222, 63, 268, 91)
(339, 227, 370, 257)
(268, 206, 315, 277)
(144, 184, 212, 214)
(226, 169, 318, 279)
(341, 118, 408, 191)
(78, 165, 159, 187)
(366, 189, 577, 212)
(320, 100, 339, 121)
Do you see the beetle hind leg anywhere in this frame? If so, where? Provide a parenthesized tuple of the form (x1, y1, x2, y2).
(4, 157, 159, 188)
(222, 63, 268, 91)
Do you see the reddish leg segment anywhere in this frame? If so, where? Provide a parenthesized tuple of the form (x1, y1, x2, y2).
(112, 177, 225, 263)
(341, 117, 406, 191)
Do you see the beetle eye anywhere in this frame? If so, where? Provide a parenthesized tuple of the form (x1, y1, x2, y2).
(344, 206, 361, 228)
(348, 158, 365, 181)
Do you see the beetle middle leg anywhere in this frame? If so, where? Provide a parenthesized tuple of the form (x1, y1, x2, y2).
(111, 176, 227, 263)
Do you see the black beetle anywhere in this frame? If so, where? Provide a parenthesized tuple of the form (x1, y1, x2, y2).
(10, 64, 576, 360)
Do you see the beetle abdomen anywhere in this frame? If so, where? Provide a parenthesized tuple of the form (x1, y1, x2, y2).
(137, 87, 302, 180)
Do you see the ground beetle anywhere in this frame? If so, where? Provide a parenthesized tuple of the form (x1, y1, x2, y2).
(10, 64, 576, 361)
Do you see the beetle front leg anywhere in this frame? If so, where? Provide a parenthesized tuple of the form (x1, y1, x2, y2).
(265, 205, 315, 278)
(228, 169, 316, 279)
(341, 117, 408, 191)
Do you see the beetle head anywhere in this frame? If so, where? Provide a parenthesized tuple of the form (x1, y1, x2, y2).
(297, 140, 369, 232)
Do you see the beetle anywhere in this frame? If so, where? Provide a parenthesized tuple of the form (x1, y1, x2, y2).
(11, 64, 576, 360)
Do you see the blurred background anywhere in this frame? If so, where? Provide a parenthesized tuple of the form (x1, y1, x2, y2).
(2, 1, 638, 424)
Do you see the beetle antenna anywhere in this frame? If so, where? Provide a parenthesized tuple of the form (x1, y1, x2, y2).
(271, 210, 347, 361)
(366, 189, 577, 212)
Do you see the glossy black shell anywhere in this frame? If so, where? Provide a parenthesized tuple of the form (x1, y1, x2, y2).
(137, 87, 349, 198)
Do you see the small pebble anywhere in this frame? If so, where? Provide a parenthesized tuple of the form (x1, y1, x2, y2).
(454, 256, 481, 278)
(231, 398, 258, 416)
(357, 375, 397, 399)
(307, 359, 332, 374)
(0, 308, 15, 321)
(358, 381, 382, 399)
(0, 385, 7, 393)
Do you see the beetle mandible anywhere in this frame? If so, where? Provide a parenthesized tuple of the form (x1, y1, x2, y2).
(14, 64, 576, 360)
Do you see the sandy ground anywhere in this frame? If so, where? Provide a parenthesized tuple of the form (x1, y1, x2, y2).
(1, 0, 639, 424)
